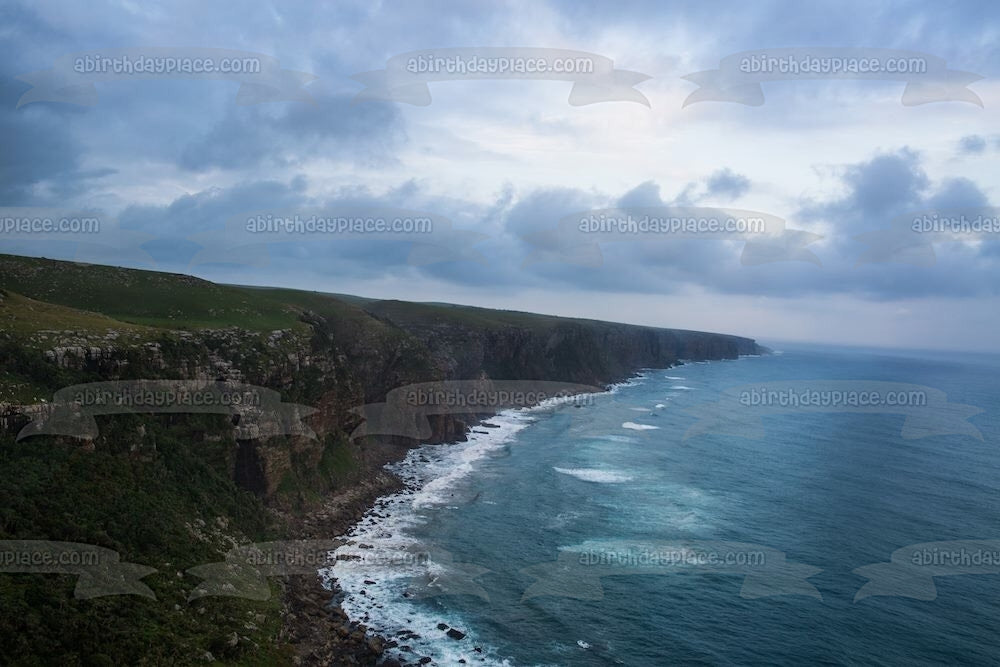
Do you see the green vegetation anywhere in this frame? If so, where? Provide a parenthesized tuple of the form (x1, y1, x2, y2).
(0, 255, 315, 332)
(0, 254, 637, 337)
(270, 434, 360, 510)
(0, 254, 425, 664)
(0, 412, 291, 665)
(0, 289, 153, 339)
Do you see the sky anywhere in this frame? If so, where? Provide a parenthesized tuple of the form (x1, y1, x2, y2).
(1, 0, 999, 352)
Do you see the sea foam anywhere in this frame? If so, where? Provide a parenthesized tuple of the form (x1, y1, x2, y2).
(553, 467, 634, 483)
(622, 421, 660, 430)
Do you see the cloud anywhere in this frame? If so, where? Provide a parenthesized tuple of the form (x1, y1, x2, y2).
(843, 149, 929, 221)
(503, 187, 598, 236)
(616, 181, 663, 208)
(705, 168, 750, 201)
(795, 149, 997, 299)
(0, 78, 113, 204)
(958, 134, 988, 155)
(179, 94, 407, 172)
(666, 169, 751, 206)
(925, 177, 990, 210)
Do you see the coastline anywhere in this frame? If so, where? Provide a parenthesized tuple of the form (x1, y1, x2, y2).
(0, 253, 765, 663)
(285, 367, 675, 665)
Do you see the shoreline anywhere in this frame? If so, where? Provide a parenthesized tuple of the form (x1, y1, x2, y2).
(283, 357, 759, 665)
(282, 408, 567, 665)
(283, 388, 623, 665)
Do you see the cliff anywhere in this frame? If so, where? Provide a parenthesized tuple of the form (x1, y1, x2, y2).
(0, 253, 763, 664)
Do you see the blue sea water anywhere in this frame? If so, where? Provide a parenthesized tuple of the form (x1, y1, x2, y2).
(326, 346, 1000, 665)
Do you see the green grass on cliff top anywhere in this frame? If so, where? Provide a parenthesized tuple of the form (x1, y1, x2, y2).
(0, 254, 583, 336)
(0, 254, 370, 334)
(363, 298, 728, 338)
(0, 253, 748, 343)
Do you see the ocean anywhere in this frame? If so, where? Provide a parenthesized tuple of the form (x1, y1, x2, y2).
(323, 345, 1000, 665)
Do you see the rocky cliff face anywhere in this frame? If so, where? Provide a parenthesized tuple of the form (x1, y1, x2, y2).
(2, 301, 761, 504)
(390, 318, 757, 385)
(0, 254, 761, 508)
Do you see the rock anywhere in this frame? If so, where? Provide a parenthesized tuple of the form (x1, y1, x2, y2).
(437, 623, 449, 631)
(446, 628, 466, 640)
(419, 658, 432, 665)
